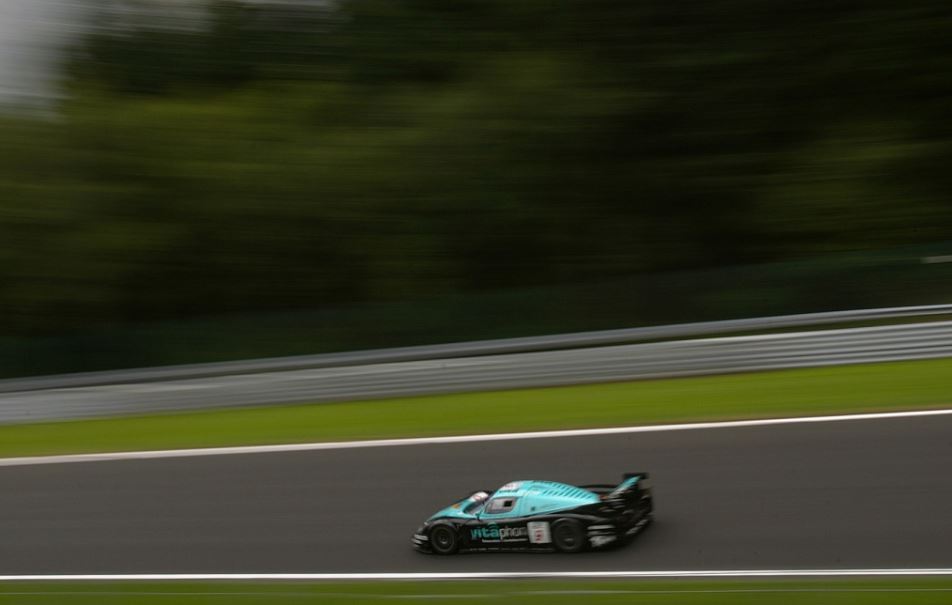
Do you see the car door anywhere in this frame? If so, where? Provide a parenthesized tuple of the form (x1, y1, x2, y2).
(472, 496, 531, 546)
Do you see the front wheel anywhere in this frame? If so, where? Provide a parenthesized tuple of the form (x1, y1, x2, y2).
(428, 524, 459, 555)
(551, 519, 586, 553)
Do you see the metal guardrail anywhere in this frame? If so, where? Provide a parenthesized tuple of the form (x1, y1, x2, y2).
(1, 314, 951, 423)
(2, 303, 952, 395)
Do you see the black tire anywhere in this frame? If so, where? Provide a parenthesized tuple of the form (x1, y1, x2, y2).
(551, 519, 586, 553)
(428, 524, 459, 555)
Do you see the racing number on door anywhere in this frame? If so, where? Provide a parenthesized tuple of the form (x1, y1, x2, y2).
(527, 521, 551, 544)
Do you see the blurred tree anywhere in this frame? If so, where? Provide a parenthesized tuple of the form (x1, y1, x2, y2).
(0, 0, 950, 342)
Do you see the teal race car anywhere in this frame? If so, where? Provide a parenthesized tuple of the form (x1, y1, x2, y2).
(411, 473, 653, 554)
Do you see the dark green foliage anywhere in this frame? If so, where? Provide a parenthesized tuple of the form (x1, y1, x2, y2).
(1, 0, 951, 372)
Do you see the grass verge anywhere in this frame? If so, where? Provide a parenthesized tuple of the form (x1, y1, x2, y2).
(3, 579, 952, 604)
(0, 358, 950, 458)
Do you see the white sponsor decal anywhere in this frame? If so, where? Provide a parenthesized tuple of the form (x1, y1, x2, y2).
(470, 525, 528, 542)
(590, 535, 616, 548)
(527, 521, 551, 544)
(498, 482, 522, 491)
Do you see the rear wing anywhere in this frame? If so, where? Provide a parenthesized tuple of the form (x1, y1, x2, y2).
(581, 472, 651, 498)
(611, 472, 651, 496)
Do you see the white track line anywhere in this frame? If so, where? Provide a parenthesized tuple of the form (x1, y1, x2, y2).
(2, 408, 951, 468)
(3, 569, 952, 581)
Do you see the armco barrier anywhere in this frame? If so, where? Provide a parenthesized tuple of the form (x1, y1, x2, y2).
(2, 303, 952, 394)
(1, 313, 951, 423)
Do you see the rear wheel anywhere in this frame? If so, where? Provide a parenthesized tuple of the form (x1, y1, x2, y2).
(552, 519, 586, 553)
(428, 524, 459, 555)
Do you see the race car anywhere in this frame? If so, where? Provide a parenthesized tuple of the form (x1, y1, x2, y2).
(411, 473, 653, 554)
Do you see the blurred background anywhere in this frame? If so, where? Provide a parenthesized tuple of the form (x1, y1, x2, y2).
(1, 0, 951, 378)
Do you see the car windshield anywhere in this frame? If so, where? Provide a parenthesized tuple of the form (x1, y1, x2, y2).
(462, 491, 489, 514)
(463, 499, 486, 514)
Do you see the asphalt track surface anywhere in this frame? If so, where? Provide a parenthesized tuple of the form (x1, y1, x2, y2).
(2, 414, 951, 574)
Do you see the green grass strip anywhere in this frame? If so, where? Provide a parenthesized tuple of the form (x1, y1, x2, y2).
(3, 579, 952, 604)
(1, 358, 950, 458)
